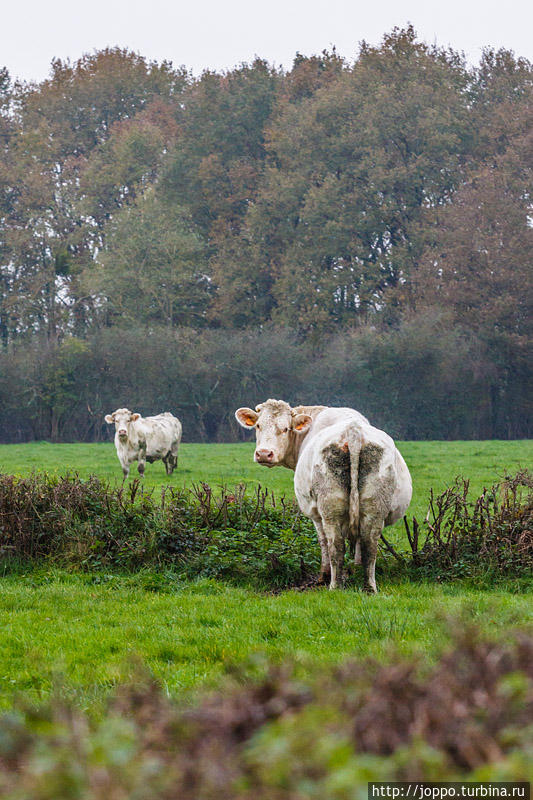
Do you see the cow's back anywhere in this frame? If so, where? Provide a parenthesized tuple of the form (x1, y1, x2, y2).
(294, 411, 411, 526)
(140, 413, 182, 456)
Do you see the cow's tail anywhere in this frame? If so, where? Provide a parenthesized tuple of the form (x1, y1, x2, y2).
(347, 428, 362, 557)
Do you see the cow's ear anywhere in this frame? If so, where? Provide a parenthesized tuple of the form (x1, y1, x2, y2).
(130, 413, 140, 422)
(292, 413, 312, 434)
(105, 414, 114, 424)
(235, 407, 259, 428)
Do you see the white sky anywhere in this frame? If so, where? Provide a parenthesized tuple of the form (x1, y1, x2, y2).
(2, 0, 532, 83)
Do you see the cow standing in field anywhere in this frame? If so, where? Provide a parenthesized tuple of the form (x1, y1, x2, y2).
(235, 400, 412, 593)
(105, 408, 182, 479)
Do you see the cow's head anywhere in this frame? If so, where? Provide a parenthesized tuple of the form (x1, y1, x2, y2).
(104, 408, 140, 441)
(235, 399, 312, 467)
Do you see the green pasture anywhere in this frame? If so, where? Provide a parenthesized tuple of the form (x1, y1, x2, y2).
(0, 572, 531, 711)
(0, 439, 531, 709)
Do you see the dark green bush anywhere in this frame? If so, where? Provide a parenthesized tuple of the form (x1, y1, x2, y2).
(0, 474, 319, 589)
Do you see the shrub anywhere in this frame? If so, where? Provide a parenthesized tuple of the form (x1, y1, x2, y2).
(0, 474, 319, 589)
(400, 469, 533, 579)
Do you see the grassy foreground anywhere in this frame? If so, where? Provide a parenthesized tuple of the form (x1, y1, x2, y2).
(0, 571, 531, 710)
(0, 439, 531, 709)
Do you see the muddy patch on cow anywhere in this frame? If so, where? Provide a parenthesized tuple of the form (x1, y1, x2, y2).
(358, 444, 384, 489)
(323, 443, 351, 492)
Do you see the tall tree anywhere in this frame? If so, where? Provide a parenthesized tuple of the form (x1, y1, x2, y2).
(160, 59, 280, 237)
(0, 67, 17, 345)
(0, 50, 187, 342)
(93, 192, 209, 328)
(414, 122, 533, 434)
(218, 28, 474, 332)
(418, 135, 532, 324)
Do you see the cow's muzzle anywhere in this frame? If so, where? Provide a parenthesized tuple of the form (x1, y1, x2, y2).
(118, 430, 128, 438)
(255, 449, 275, 465)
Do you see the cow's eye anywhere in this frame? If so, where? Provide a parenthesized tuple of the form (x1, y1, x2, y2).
(256, 424, 260, 430)
(283, 427, 288, 433)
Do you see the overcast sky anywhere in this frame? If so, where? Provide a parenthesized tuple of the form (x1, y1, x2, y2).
(2, 0, 532, 83)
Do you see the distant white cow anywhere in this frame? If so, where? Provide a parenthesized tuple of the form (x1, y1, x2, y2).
(105, 408, 182, 479)
(236, 400, 412, 592)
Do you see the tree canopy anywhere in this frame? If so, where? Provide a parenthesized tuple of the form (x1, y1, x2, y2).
(0, 32, 531, 441)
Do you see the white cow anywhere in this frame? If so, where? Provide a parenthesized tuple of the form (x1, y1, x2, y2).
(236, 399, 412, 592)
(105, 408, 182, 479)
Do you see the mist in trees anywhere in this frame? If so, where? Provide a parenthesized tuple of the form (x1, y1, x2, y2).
(0, 31, 531, 442)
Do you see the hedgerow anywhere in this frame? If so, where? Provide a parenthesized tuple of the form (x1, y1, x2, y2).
(0, 471, 531, 588)
(0, 475, 320, 589)
(399, 469, 533, 580)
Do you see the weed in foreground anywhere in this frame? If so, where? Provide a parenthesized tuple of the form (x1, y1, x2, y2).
(0, 626, 531, 797)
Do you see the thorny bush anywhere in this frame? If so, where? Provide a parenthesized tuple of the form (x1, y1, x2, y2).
(399, 469, 533, 579)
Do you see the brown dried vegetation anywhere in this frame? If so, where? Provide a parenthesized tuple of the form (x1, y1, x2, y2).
(0, 628, 531, 797)
(398, 470, 533, 578)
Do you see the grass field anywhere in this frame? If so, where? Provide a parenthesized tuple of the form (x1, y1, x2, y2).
(0, 439, 531, 710)
(0, 573, 531, 710)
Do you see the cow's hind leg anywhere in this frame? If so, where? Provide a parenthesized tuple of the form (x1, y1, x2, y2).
(358, 462, 395, 593)
(322, 519, 345, 590)
(317, 504, 346, 589)
(170, 444, 179, 472)
(163, 453, 174, 476)
(315, 488, 348, 589)
(312, 518, 331, 584)
(358, 512, 383, 593)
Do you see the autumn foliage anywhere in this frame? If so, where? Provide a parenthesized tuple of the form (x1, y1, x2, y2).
(0, 31, 531, 441)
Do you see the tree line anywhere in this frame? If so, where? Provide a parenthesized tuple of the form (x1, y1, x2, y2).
(0, 27, 531, 442)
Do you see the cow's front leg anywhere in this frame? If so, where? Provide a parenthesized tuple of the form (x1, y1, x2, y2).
(119, 457, 130, 481)
(312, 519, 330, 584)
(137, 442, 147, 477)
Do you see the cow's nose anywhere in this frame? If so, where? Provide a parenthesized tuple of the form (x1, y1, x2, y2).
(255, 449, 274, 463)
(118, 429, 127, 436)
